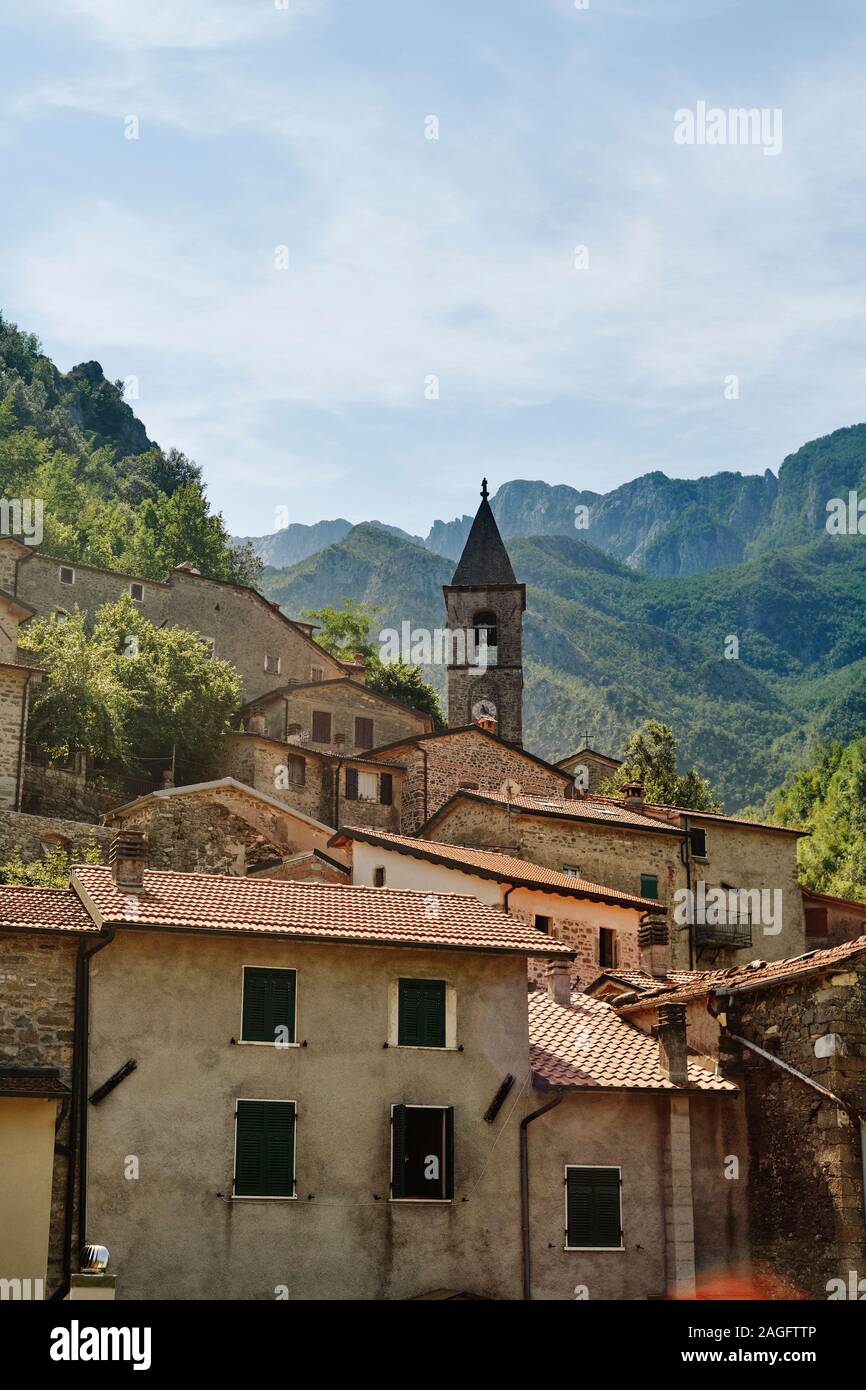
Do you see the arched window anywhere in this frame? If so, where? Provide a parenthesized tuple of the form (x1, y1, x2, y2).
(472, 609, 498, 655)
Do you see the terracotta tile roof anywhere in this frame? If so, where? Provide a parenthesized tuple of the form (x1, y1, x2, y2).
(332, 826, 660, 910)
(589, 795, 806, 834)
(0, 1069, 69, 1098)
(70, 865, 574, 957)
(528, 990, 736, 1092)
(0, 885, 97, 933)
(616, 936, 866, 1012)
(422, 789, 683, 834)
(585, 968, 719, 996)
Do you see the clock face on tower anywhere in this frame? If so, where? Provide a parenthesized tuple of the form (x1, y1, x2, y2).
(472, 697, 497, 722)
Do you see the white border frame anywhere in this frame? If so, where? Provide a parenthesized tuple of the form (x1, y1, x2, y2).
(238, 964, 300, 1047)
(563, 1163, 624, 1251)
(232, 1096, 298, 1201)
(389, 1103, 453, 1204)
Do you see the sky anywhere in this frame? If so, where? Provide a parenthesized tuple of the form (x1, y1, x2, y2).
(2, 0, 866, 539)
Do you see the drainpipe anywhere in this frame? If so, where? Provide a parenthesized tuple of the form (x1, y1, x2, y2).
(421, 744, 429, 825)
(682, 815, 693, 969)
(520, 1086, 564, 1300)
(501, 883, 515, 913)
(333, 758, 342, 829)
(14, 670, 32, 812)
(71, 925, 116, 1286)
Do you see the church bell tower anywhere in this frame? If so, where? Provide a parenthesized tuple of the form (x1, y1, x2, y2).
(443, 479, 525, 746)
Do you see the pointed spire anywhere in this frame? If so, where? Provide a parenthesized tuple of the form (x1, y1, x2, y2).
(450, 481, 518, 586)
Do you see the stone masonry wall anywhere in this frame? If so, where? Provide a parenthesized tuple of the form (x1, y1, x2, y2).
(0, 809, 111, 865)
(0, 931, 79, 1296)
(0, 667, 28, 811)
(723, 961, 866, 1298)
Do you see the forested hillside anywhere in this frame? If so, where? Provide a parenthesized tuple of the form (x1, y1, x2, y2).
(0, 314, 260, 584)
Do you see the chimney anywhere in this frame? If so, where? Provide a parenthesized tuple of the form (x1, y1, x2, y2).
(248, 713, 267, 736)
(476, 715, 498, 735)
(639, 915, 671, 979)
(546, 960, 572, 1007)
(621, 780, 645, 813)
(109, 830, 147, 894)
(656, 1003, 689, 1086)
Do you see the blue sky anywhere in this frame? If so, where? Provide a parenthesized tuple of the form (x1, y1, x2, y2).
(2, 0, 865, 539)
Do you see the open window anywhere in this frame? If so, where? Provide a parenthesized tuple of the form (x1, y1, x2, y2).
(391, 1104, 454, 1201)
(598, 927, 616, 968)
(688, 827, 708, 860)
(472, 609, 498, 662)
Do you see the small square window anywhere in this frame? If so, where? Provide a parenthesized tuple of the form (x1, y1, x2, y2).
(234, 1099, 296, 1198)
(689, 828, 708, 860)
(391, 1105, 453, 1201)
(398, 978, 446, 1048)
(130, 582, 144, 602)
(59, 566, 74, 585)
(534, 915, 550, 934)
(373, 866, 386, 887)
(640, 874, 658, 900)
(241, 966, 296, 1044)
(565, 1165, 622, 1249)
(311, 666, 324, 682)
(563, 864, 580, 877)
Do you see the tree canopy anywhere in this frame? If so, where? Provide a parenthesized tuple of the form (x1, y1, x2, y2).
(601, 719, 722, 811)
(763, 737, 866, 901)
(19, 595, 241, 780)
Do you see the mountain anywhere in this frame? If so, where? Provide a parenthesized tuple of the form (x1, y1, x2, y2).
(260, 522, 866, 813)
(241, 423, 866, 579)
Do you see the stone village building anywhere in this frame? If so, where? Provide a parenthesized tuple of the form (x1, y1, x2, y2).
(1, 481, 864, 1300)
(1, 841, 746, 1301)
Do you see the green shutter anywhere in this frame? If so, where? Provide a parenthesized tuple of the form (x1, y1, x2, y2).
(242, 967, 296, 1044)
(398, 978, 446, 1047)
(235, 1100, 295, 1197)
(566, 1167, 621, 1248)
(444, 1106, 454, 1200)
(391, 1104, 407, 1198)
(640, 874, 658, 900)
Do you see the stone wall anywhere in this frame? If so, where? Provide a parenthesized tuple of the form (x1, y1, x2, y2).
(0, 808, 111, 865)
(380, 731, 568, 834)
(0, 667, 29, 811)
(723, 961, 866, 1298)
(116, 800, 284, 876)
(444, 584, 524, 745)
(0, 931, 79, 1295)
(14, 552, 346, 705)
(246, 680, 427, 754)
(21, 763, 149, 824)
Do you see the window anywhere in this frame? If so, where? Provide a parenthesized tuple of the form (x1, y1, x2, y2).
(241, 967, 297, 1044)
(472, 609, 498, 659)
(373, 866, 386, 887)
(355, 716, 374, 749)
(130, 582, 144, 602)
(311, 666, 324, 682)
(599, 927, 616, 968)
(311, 710, 331, 743)
(357, 770, 379, 801)
(285, 755, 305, 787)
(233, 1100, 296, 1198)
(398, 978, 446, 1047)
(565, 1166, 622, 1250)
(264, 653, 281, 675)
(689, 827, 708, 860)
(391, 1105, 454, 1201)
(59, 566, 74, 585)
(534, 915, 550, 934)
(640, 874, 658, 899)
(459, 780, 479, 790)
(563, 864, 580, 876)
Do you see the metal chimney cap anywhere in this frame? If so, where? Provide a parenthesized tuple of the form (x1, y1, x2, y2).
(80, 1243, 110, 1273)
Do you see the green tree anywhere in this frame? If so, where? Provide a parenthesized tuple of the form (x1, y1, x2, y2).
(601, 719, 722, 811)
(764, 738, 866, 901)
(0, 839, 103, 888)
(19, 596, 241, 779)
(303, 599, 445, 727)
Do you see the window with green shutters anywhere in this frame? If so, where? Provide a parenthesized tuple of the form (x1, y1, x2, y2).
(241, 967, 296, 1044)
(640, 874, 658, 900)
(234, 1100, 296, 1198)
(391, 1104, 454, 1200)
(565, 1166, 622, 1249)
(398, 978, 446, 1048)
